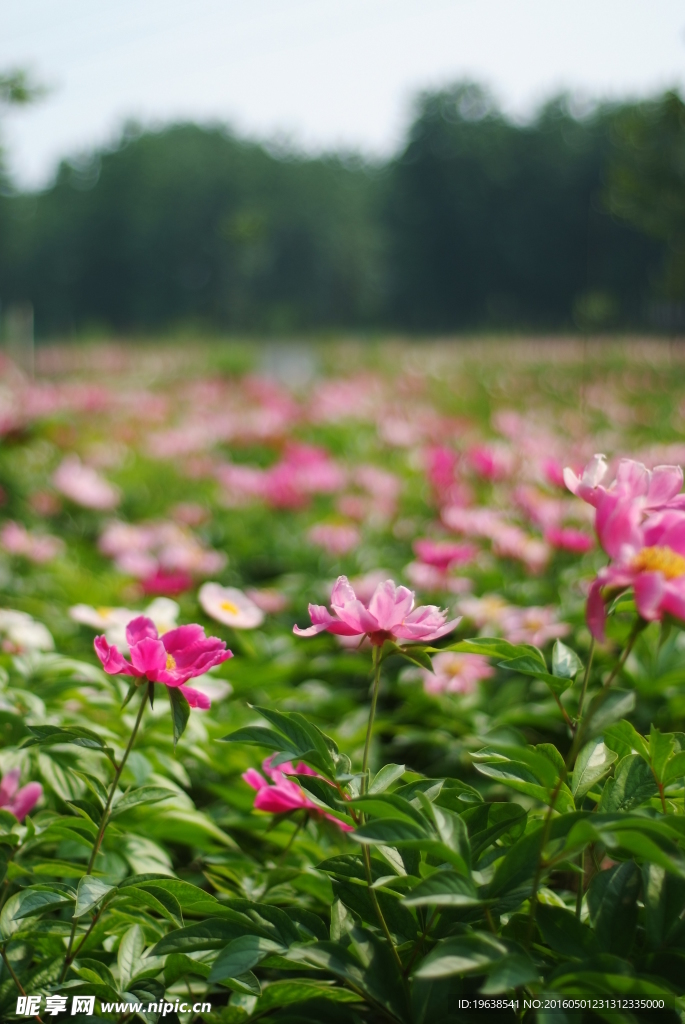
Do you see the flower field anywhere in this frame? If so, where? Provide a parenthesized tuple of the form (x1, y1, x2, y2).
(2, 338, 685, 1023)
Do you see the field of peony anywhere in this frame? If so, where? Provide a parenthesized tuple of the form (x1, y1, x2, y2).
(1, 338, 685, 1023)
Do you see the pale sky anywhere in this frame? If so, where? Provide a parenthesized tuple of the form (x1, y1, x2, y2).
(2, 0, 685, 188)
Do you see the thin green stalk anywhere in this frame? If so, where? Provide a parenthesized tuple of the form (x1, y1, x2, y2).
(61, 682, 149, 982)
(576, 638, 595, 720)
(361, 646, 382, 795)
(1, 946, 43, 1021)
(276, 812, 306, 867)
(525, 776, 564, 948)
(604, 622, 641, 689)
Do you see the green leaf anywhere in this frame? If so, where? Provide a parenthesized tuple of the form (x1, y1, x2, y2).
(254, 980, 361, 1012)
(110, 786, 175, 817)
(209, 935, 284, 983)
(642, 863, 685, 949)
(132, 877, 217, 910)
(582, 688, 636, 738)
(163, 953, 211, 986)
(571, 739, 618, 800)
(0, 888, 74, 936)
(479, 954, 539, 994)
(151, 920, 249, 954)
(469, 803, 527, 861)
(403, 871, 480, 907)
(74, 876, 115, 918)
(552, 640, 583, 680)
(587, 861, 640, 956)
(663, 751, 685, 785)
(369, 764, 406, 794)
(599, 754, 659, 812)
(498, 656, 571, 694)
(416, 793, 471, 866)
(444, 638, 546, 664)
(220, 725, 291, 749)
(351, 793, 429, 828)
(116, 885, 183, 927)
(475, 758, 574, 813)
(536, 904, 600, 958)
(168, 687, 190, 747)
(24, 725, 114, 757)
(604, 719, 650, 761)
(118, 923, 145, 990)
(72, 957, 118, 992)
(252, 705, 338, 772)
(649, 725, 676, 784)
(415, 932, 510, 978)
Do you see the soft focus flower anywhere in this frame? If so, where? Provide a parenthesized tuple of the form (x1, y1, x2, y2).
(564, 455, 684, 512)
(544, 526, 594, 554)
(0, 770, 42, 821)
(467, 443, 513, 481)
(70, 597, 179, 649)
(294, 575, 460, 645)
(99, 520, 225, 582)
(500, 605, 570, 647)
(421, 652, 494, 695)
(53, 455, 120, 510)
(245, 587, 289, 614)
(199, 583, 265, 629)
(94, 617, 232, 708)
(0, 610, 54, 653)
(0, 521, 64, 563)
(585, 493, 685, 639)
(243, 756, 352, 831)
(456, 594, 510, 631)
(413, 538, 478, 571)
(308, 522, 361, 556)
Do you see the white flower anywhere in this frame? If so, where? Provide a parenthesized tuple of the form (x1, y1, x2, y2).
(198, 582, 265, 629)
(69, 597, 180, 648)
(0, 610, 54, 653)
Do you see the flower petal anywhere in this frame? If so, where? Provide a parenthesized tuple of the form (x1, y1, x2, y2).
(126, 616, 158, 647)
(369, 580, 414, 629)
(129, 636, 167, 677)
(179, 684, 211, 709)
(94, 635, 138, 676)
(634, 571, 665, 621)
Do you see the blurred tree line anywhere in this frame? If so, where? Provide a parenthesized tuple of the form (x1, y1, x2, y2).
(0, 81, 683, 336)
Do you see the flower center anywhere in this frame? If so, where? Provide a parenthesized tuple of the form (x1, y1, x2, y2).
(632, 545, 685, 579)
(220, 600, 240, 615)
(165, 653, 177, 671)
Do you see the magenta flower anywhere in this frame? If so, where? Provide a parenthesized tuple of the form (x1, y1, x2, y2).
(413, 538, 478, 571)
(0, 770, 42, 821)
(586, 494, 685, 639)
(293, 575, 460, 646)
(243, 756, 352, 831)
(544, 526, 594, 554)
(94, 616, 232, 708)
(564, 455, 684, 512)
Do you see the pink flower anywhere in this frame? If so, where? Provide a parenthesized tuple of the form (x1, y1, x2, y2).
(243, 756, 352, 831)
(293, 575, 460, 646)
(53, 456, 120, 510)
(564, 455, 684, 512)
(0, 521, 64, 563)
(467, 444, 513, 481)
(0, 770, 42, 821)
(586, 494, 685, 639)
(413, 538, 478, 571)
(544, 526, 594, 554)
(500, 605, 570, 647)
(94, 616, 232, 708)
(421, 652, 494, 695)
(308, 523, 361, 556)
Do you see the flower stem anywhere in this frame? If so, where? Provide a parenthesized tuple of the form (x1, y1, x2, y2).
(576, 638, 594, 719)
(604, 622, 641, 688)
(61, 681, 149, 982)
(361, 646, 382, 795)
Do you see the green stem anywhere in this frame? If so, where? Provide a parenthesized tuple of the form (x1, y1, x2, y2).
(576, 638, 595, 719)
(525, 776, 564, 948)
(61, 682, 149, 982)
(604, 622, 640, 688)
(361, 646, 382, 795)
(276, 812, 306, 867)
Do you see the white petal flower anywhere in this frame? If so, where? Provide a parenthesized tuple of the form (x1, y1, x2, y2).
(199, 582, 265, 629)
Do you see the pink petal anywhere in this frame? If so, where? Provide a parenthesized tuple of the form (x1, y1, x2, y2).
(178, 684, 211, 709)
(94, 636, 138, 676)
(662, 581, 685, 621)
(293, 603, 361, 637)
(0, 769, 20, 806)
(595, 492, 642, 560)
(615, 459, 650, 499)
(369, 580, 414, 630)
(634, 571, 665, 621)
(324, 813, 354, 831)
(243, 768, 267, 791)
(586, 578, 607, 641)
(126, 616, 158, 647)
(161, 624, 206, 653)
(648, 465, 684, 508)
(10, 782, 42, 821)
(129, 636, 167, 677)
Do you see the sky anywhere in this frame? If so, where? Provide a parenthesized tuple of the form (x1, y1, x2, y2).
(1, 0, 685, 188)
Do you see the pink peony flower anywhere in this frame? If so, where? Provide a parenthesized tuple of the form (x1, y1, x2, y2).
(94, 616, 232, 708)
(413, 538, 478, 571)
(500, 605, 570, 647)
(544, 526, 594, 554)
(585, 493, 685, 639)
(0, 769, 42, 821)
(293, 575, 460, 646)
(421, 652, 494, 695)
(53, 455, 120, 511)
(564, 455, 684, 512)
(243, 756, 352, 831)
(0, 521, 64, 563)
(308, 522, 361, 556)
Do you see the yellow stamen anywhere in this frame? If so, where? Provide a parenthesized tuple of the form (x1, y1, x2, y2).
(220, 600, 240, 615)
(165, 653, 177, 671)
(632, 545, 685, 579)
